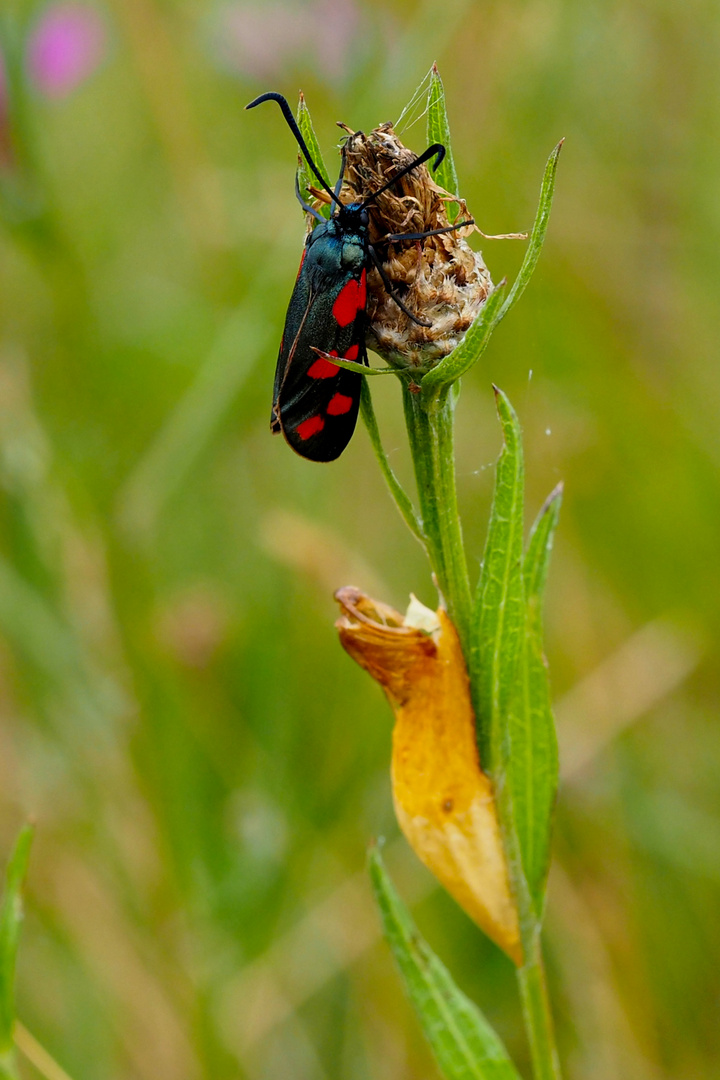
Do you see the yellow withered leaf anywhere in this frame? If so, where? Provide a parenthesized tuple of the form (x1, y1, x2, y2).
(335, 587, 522, 965)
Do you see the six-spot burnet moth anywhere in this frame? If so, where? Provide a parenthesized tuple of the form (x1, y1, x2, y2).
(246, 91, 471, 463)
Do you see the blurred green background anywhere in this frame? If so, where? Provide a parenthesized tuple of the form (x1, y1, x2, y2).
(0, 1, 719, 1078)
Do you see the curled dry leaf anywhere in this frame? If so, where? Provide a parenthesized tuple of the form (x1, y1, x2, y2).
(335, 586, 521, 964)
(338, 124, 493, 368)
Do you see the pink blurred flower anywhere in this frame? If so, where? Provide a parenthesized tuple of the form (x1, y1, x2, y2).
(222, 3, 307, 82)
(27, 2, 107, 99)
(308, 0, 359, 80)
(217, 0, 360, 83)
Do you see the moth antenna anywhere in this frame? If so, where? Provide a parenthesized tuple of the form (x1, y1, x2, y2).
(246, 92, 343, 208)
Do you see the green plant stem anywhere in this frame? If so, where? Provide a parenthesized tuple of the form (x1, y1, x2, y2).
(361, 379, 425, 544)
(401, 377, 562, 1080)
(498, 793, 563, 1079)
(518, 936, 561, 1080)
(402, 383, 472, 660)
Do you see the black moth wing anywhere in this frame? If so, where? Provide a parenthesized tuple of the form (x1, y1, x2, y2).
(272, 218, 368, 463)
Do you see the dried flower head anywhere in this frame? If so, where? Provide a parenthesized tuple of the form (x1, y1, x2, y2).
(338, 123, 493, 369)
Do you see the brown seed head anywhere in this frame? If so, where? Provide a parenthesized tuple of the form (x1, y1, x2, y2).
(339, 123, 493, 368)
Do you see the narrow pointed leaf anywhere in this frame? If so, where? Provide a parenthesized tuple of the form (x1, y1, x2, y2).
(421, 284, 506, 397)
(494, 141, 563, 327)
(330, 357, 395, 376)
(509, 485, 562, 914)
(427, 64, 459, 200)
(296, 93, 332, 216)
(471, 389, 525, 779)
(524, 485, 562, 605)
(369, 846, 522, 1080)
(0, 825, 33, 1068)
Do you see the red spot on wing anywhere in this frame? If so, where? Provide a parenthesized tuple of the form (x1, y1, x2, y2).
(296, 415, 325, 440)
(332, 277, 366, 327)
(327, 393, 354, 416)
(308, 351, 340, 379)
(344, 344, 359, 360)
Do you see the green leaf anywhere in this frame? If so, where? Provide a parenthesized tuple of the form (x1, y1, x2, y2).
(0, 825, 33, 1072)
(524, 485, 562, 610)
(494, 141, 563, 328)
(360, 379, 425, 544)
(421, 284, 506, 397)
(296, 92, 332, 218)
(471, 389, 525, 779)
(328, 357, 396, 376)
(509, 485, 562, 915)
(426, 64, 459, 200)
(369, 846, 522, 1080)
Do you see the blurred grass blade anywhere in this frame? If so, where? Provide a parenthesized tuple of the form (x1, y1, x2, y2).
(296, 92, 332, 217)
(494, 141, 563, 327)
(13, 1023, 76, 1080)
(360, 380, 425, 544)
(510, 485, 563, 914)
(427, 64, 459, 200)
(0, 826, 33, 1078)
(0, 558, 124, 741)
(369, 846, 522, 1080)
(627, 790, 720, 882)
(471, 388, 525, 778)
(116, 299, 273, 539)
(421, 284, 506, 396)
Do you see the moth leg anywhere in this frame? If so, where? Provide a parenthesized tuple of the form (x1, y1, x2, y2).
(334, 144, 348, 199)
(367, 244, 432, 328)
(294, 173, 327, 222)
(383, 218, 475, 242)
